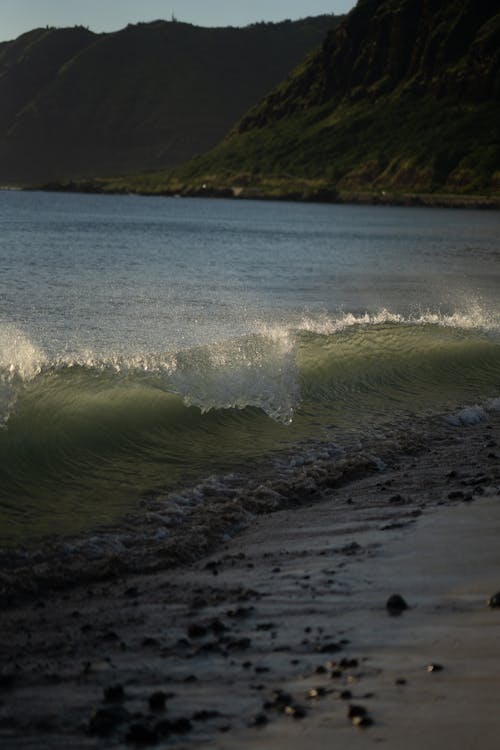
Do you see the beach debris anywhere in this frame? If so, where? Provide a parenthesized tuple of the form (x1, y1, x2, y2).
(487, 592, 500, 608)
(395, 678, 407, 685)
(426, 663, 444, 672)
(386, 594, 408, 614)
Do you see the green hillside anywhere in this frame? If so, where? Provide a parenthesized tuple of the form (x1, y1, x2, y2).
(0, 16, 339, 185)
(124, 0, 499, 200)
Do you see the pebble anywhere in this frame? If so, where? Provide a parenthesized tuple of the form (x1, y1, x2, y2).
(88, 706, 130, 736)
(248, 713, 268, 727)
(284, 704, 306, 719)
(316, 642, 342, 654)
(308, 687, 327, 699)
(352, 715, 374, 728)
(148, 691, 168, 711)
(427, 663, 444, 672)
(386, 594, 408, 614)
(187, 623, 207, 639)
(347, 704, 367, 718)
(192, 709, 220, 721)
(388, 494, 405, 504)
(103, 684, 125, 703)
(125, 722, 158, 745)
(487, 592, 500, 608)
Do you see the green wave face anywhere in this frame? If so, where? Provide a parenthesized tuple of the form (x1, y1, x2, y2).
(1, 313, 500, 540)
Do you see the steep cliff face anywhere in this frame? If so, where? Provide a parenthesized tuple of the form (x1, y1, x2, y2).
(184, 0, 500, 194)
(0, 16, 339, 184)
(239, 0, 500, 131)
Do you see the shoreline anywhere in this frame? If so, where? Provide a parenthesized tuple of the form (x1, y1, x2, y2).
(7, 183, 500, 210)
(1, 413, 500, 748)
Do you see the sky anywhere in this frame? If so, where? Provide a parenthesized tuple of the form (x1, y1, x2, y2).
(0, 1, 356, 42)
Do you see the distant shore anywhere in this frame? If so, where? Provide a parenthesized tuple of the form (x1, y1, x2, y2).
(12, 181, 500, 210)
(1, 413, 500, 748)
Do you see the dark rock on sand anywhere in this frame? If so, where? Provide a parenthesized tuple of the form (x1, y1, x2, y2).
(165, 717, 193, 734)
(125, 721, 158, 745)
(487, 592, 500, 608)
(314, 665, 327, 674)
(209, 618, 228, 634)
(339, 657, 359, 669)
(308, 687, 327, 699)
(427, 663, 444, 672)
(226, 637, 252, 650)
(284, 704, 307, 719)
(192, 709, 220, 721)
(0, 673, 16, 690)
(187, 623, 208, 639)
(316, 641, 343, 653)
(264, 689, 293, 710)
(124, 587, 139, 598)
(227, 606, 254, 618)
(148, 691, 168, 711)
(386, 594, 408, 614)
(347, 704, 367, 718)
(352, 715, 374, 727)
(103, 684, 125, 703)
(88, 706, 131, 736)
(248, 712, 268, 727)
(388, 494, 406, 504)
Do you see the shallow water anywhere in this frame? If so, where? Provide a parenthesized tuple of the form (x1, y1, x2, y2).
(1, 191, 499, 541)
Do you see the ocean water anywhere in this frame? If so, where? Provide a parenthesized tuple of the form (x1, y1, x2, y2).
(1, 190, 500, 544)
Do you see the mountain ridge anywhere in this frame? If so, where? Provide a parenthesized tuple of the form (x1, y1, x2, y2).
(0, 15, 339, 185)
(160, 0, 500, 198)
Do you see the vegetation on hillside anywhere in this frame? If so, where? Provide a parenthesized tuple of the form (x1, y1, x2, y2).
(110, 0, 499, 200)
(0, 16, 339, 185)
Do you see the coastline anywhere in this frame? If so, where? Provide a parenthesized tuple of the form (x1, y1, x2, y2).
(1, 412, 500, 748)
(10, 182, 500, 210)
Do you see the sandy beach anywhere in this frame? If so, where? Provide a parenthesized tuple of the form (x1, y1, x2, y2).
(1, 410, 500, 749)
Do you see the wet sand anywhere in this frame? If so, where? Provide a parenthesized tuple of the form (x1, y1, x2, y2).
(1, 414, 500, 748)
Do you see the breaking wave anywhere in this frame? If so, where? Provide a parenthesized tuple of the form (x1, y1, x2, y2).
(1, 307, 499, 540)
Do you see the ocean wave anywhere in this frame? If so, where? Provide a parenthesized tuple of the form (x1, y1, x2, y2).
(1, 305, 500, 540)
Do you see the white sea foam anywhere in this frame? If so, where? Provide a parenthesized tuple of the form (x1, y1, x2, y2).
(289, 303, 499, 336)
(0, 324, 48, 424)
(446, 405, 489, 426)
